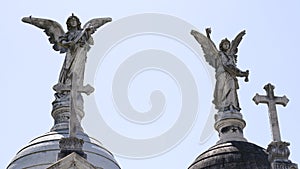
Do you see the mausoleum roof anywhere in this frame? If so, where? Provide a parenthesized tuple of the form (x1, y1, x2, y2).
(188, 141, 270, 169)
(7, 129, 121, 169)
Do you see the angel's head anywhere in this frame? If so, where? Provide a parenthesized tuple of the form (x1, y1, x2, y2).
(66, 14, 81, 30)
(219, 38, 230, 52)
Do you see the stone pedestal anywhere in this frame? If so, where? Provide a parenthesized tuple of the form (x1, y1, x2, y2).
(214, 111, 247, 144)
(267, 141, 298, 169)
(51, 92, 84, 132)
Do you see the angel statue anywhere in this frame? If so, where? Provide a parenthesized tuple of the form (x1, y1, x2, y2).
(191, 28, 249, 113)
(22, 14, 111, 117)
(22, 14, 111, 90)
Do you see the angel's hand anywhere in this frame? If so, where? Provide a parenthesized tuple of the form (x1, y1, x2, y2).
(244, 70, 249, 82)
(85, 27, 92, 35)
(205, 28, 211, 34)
(205, 28, 212, 39)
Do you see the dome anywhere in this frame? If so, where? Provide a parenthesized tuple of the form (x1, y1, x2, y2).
(7, 129, 121, 169)
(188, 141, 270, 169)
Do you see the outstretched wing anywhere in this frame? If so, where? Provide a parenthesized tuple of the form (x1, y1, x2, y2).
(83, 17, 112, 34)
(22, 16, 67, 53)
(228, 30, 246, 56)
(191, 30, 219, 68)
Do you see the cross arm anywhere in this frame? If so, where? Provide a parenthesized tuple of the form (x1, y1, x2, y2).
(253, 94, 269, 105)
(53, 83, 94, 95)
(253, 94, 289, 107)
(274, 95, 289, 107)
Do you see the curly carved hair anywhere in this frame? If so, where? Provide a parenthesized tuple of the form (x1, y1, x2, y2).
(219, 38, 230, 52)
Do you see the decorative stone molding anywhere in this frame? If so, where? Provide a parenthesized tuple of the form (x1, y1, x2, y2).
(271, 161, 298, 169)
(50, 103, 84, 132)
(48, 152, 100, 169)
(267, 141, 291, 163)
(214, 111, 247, 144)
(267, 141, 298, 169)
(58, 137, 87, 160)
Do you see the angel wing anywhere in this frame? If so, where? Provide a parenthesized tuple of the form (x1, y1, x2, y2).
(191, 30, 219, 68)
(228, 30, 246, 56)
(22, 16, 67, 53)
(83, 17, 112, 35)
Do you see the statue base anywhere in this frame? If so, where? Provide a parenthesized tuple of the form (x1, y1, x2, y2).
(50, 91, 84, 132)
(267, 141, 298, 168)
(214, 111, 247, 144)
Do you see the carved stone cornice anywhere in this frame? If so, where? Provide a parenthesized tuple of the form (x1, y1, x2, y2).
(57, 137, 87, 160)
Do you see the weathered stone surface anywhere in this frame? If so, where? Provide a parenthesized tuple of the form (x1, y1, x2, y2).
(188, 141, 270, 169)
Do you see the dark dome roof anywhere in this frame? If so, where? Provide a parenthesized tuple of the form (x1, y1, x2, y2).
(7, 129, 121, 169)
(188, 141, 270, 169)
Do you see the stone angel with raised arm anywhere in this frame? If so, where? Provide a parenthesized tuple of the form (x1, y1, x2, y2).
(191, 28, 249, 113)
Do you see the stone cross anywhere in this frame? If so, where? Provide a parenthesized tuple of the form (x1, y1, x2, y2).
(57, 73, 92, 159)
(69, 73, 94, 138)
(253, 83, 289, 142)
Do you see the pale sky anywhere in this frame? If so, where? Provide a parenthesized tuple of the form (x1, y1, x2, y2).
(1, 0, 299, 168)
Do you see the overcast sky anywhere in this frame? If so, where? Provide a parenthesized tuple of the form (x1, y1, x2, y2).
(1, 0, 299, 168)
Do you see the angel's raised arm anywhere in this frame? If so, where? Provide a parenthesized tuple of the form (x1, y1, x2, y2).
(22, 16, 67, 53)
